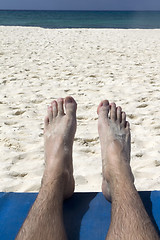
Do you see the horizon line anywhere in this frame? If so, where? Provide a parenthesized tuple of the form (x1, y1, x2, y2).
(1, 9, 160, 12)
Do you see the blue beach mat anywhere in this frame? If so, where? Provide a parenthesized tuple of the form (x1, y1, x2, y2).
(0, 191, 160, 240)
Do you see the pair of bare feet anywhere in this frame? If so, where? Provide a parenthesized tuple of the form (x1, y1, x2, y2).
(16, 96, 160, 240)
(43, 96, 134, 202)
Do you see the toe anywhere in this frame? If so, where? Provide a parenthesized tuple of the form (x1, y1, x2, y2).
(110, 103, 116, 121)
(48, 105, 53, 122)
(57, 98, 65, 116)
(97, 100, 110, 117)
(117, 106, 122, 123)
(97, 101, 103, 115)
(121, 111, 126, 126)
(51, 100, 58, 118)
(125, 121, 130, 130)
(65, 96, 77, 116)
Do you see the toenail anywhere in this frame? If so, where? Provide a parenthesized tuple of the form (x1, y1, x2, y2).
(58, 98, 64, 102)
(102, 100, 109, 106)
(66, 97, 73, 103)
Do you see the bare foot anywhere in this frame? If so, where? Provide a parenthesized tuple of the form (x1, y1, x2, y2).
(43, 96, 77, 199)
(97, 100, 134, 202)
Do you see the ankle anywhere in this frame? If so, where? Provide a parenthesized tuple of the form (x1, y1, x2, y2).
(42, 167, 74, 199)
(109, 171, 135, 195)
(111, 181, 137, 205)
(39, 179, 64, 204)
(42, 167, 67, 185)
(104, 153, 133, 179)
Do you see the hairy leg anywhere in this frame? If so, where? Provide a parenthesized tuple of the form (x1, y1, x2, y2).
(16, 96, 77, 240)
(98, 100, 159, 240)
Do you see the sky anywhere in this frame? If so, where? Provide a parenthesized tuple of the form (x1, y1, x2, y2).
(1, 0, 160, 11)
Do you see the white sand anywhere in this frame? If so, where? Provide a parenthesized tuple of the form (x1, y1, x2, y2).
(0, 26, 160, 192)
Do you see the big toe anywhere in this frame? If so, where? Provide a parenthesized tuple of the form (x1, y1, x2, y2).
(97, 100, 110, 118)
(65, 96, 77, 116)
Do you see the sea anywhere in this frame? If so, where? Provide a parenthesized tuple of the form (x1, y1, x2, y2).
(0, 10, 160, 29)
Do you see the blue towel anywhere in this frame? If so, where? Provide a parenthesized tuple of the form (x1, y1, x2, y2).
(0, 191, 160, 240)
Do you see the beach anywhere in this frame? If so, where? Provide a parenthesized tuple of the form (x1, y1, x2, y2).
(0, 26, 160, 192)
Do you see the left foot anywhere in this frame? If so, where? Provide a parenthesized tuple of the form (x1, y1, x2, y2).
(43, 96, 77, 199)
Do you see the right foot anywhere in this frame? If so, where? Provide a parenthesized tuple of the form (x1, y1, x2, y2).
(97, 100, 134, 201)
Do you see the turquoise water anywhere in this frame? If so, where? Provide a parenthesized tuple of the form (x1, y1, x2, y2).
(0, 10, 160, 28)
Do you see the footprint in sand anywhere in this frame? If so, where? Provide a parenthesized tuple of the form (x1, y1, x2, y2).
(137, 104, 148, 108)
(13, 110, 26, 116)
(4, 121, 18, 126)
(75, 175, 88, 185)
(9, 171, 28, 178)
(127, 114, 137, 119)
(135, 153, 143, 158)
(155, 160, 160, 167)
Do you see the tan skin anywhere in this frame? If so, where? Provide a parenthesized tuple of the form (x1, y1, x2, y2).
(16, 96, 159, 240)
(98, 100, 159, 240)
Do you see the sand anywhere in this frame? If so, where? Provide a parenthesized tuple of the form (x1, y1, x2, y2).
(0, 26, 160, 192)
